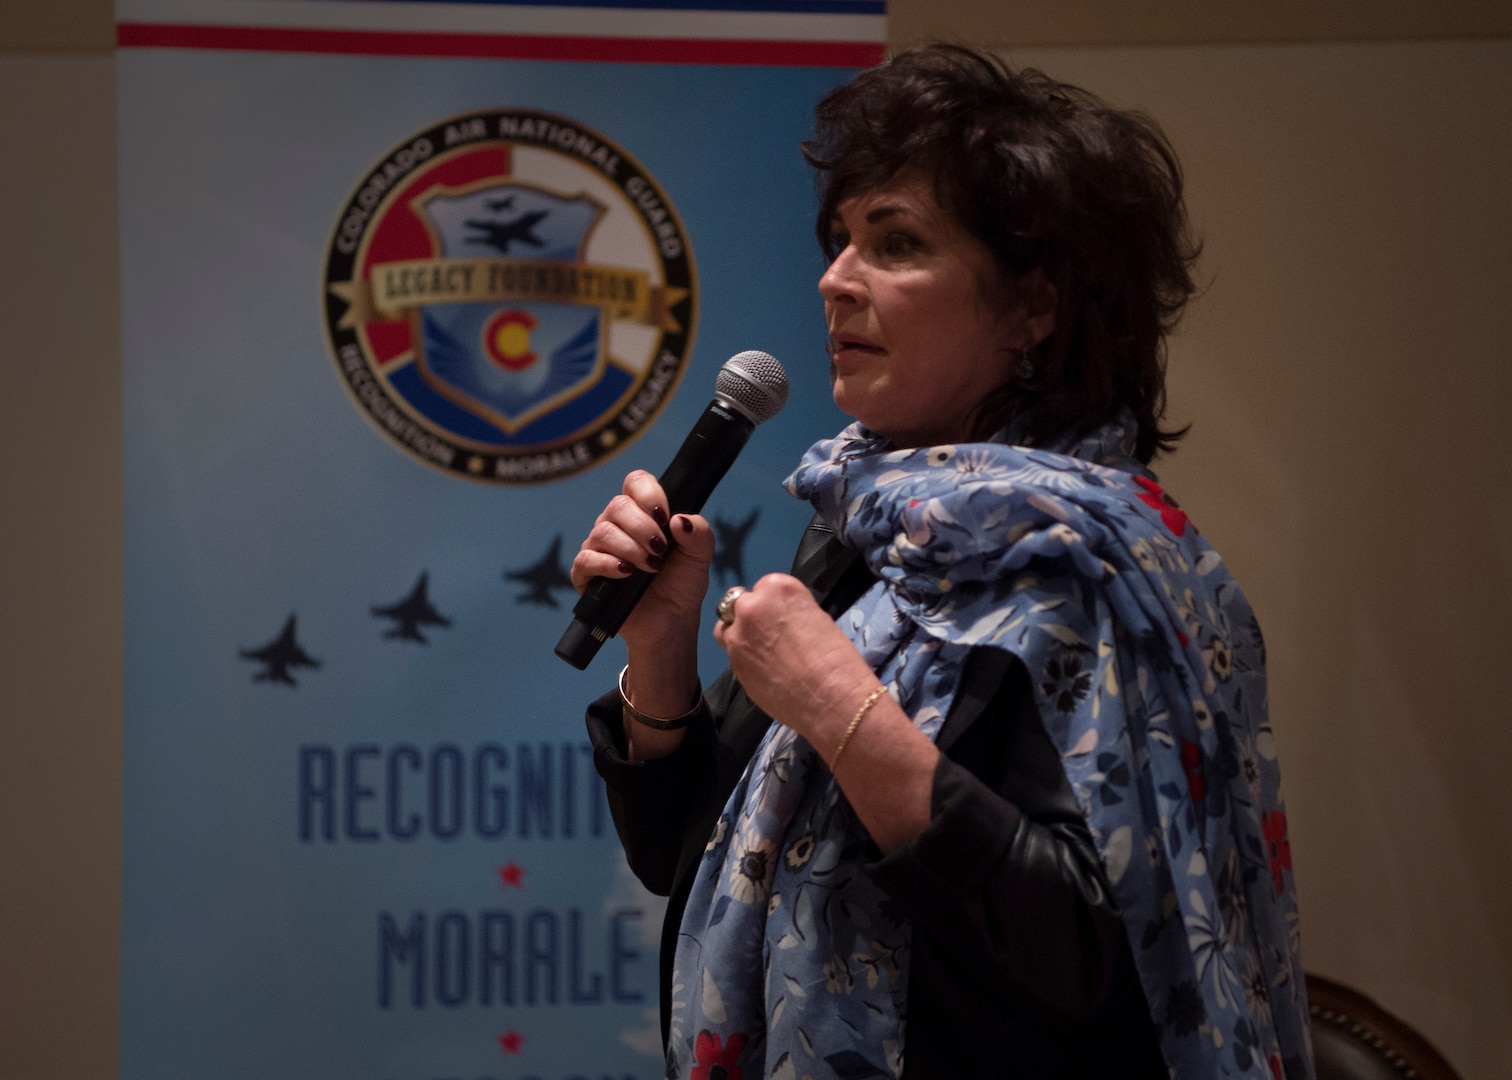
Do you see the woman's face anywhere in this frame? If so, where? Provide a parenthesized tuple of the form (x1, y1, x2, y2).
(820, 172, 1028, 449)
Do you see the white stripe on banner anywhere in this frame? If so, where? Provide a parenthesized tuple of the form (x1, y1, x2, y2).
(115, 0, 886, 41)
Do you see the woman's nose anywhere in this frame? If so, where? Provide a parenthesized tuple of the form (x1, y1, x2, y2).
(818, 248, 862, 305)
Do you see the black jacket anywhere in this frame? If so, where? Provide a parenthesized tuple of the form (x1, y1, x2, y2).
(587, 516, 1167, 1077)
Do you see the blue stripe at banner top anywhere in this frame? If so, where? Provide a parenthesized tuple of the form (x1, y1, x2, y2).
(318, 0, 887, 14)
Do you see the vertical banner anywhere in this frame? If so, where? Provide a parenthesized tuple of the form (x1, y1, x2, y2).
(116, 3, 883, 1076)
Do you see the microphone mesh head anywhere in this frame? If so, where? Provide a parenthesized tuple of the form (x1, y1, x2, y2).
(715, 350, 789, 425)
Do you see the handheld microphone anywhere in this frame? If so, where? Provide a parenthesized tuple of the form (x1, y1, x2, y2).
(555, 350, 789, 669)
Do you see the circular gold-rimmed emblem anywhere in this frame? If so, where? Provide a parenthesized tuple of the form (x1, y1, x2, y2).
(322, 109, 697, 484)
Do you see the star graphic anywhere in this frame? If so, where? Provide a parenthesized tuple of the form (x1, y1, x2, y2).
(498, 860, 525, 888)
(498, 1029, 524, 1054)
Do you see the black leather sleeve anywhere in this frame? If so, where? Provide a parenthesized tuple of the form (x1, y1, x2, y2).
(586, 665, 761, 898)
(867, 649, 1134, 1021)
(586, 686, 710, 896)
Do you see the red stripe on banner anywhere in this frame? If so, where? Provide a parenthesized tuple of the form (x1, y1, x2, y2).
(115, 23, 885, 66)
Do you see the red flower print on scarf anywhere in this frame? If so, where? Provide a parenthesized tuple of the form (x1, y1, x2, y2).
(1134, 475, 1189, 536)
(1263, 810, 1292, 895)
(1270, 1052, 1284, 1080)
(1181, 739, 1206, 802)
(692, 1031, 747, 1080)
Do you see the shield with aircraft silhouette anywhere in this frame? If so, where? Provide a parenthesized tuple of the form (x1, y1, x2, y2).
(413, 184, 607, 433)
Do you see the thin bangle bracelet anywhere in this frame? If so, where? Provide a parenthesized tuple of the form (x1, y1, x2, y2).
(830, 684, 888, 772)
(618, 664, 702, 731)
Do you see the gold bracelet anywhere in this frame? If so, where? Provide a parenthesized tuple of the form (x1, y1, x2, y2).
(830, 684, 888, 772)
(618, 665, 702, 731)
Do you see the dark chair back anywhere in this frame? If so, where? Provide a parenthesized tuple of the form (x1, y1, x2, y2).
(1307, 973, 1461, 1080)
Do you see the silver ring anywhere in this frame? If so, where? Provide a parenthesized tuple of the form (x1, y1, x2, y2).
(716, 586, 748, 625)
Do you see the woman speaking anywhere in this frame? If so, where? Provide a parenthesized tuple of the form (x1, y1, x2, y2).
(574, 44, 1312, 1080)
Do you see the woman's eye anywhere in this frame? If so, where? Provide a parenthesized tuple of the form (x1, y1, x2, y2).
(880, 231, 920, 257)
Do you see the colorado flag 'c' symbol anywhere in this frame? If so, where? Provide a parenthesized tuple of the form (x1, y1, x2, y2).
(484, 309, 540, 371)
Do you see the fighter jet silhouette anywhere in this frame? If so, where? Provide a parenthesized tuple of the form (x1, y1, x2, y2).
(712, 507, 760, 584)
(486, 196, 516, 212)
(465, 210, 548, 255)
(240, 614, 321, 686)
(504, 535, 574, 607)
(372, 571, 452, 644)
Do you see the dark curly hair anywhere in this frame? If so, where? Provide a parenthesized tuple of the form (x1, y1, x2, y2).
(802, 44, 1198, 462)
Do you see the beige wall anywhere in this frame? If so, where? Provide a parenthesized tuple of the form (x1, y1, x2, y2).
(0, 51, 121, 1080)
(893, 0, 1512, 48)
(4, 2, 1509, 1077)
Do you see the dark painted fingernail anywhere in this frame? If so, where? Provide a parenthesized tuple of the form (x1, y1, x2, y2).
(679, 516, 694, 533)
(617, 560, 634, 574)
(649, 533, 667, 555)
(647, 554, 665, 570)
(652, 506, 669, 527)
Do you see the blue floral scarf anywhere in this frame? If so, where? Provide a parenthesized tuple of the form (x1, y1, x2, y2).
(669, 415, 1312, 1080)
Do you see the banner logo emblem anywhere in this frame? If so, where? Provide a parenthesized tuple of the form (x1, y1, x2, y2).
(322, 109, 696, 483)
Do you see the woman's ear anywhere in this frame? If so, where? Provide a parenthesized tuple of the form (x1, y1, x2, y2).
(1019, 267, 1058, 347)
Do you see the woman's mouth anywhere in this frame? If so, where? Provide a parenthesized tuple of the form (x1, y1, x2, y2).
(829, 334, 883, 362)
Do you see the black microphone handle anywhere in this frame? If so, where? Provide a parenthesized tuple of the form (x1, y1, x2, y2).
(554, 400, 755, 669)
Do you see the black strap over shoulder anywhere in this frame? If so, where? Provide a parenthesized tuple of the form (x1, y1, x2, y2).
(937, 647, 1019, 756)
(790, 513, 835, 575)
(791, 513, 878, 618)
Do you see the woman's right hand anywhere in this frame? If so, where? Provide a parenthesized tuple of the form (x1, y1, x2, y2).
(570, 470, 716, 653)
(573, 471, 714, 759)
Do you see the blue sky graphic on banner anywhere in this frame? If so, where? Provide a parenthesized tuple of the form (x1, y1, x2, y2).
(117, 3, 881, 1076)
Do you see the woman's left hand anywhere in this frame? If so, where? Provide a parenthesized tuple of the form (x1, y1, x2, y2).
(711, 573, 878, 745)
(714, 573, 939, 852)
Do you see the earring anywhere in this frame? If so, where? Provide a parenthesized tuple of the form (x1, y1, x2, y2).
(1014, 346, 1035, 382)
